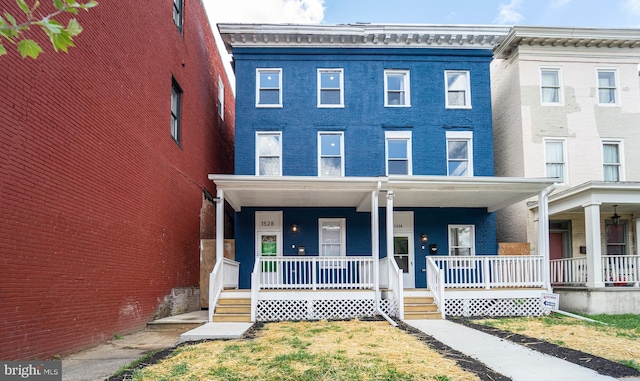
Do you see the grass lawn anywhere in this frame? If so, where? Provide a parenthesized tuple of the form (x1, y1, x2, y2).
(478, 314, 640, 371)
(129, 320, 480, 381)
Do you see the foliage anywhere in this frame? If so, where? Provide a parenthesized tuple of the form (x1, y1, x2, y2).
(0, 0, 98, 59)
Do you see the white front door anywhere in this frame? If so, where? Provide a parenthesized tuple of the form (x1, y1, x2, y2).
(393, 212, 415, 289)
(255, 211, 283, 286)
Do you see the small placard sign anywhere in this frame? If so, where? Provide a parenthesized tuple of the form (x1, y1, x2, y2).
(541, 293, 560, 311)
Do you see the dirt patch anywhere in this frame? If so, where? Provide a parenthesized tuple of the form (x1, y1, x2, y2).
(451, 318, 640, 379)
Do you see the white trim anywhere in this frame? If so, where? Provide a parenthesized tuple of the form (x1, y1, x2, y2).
(596, 68, 619, 106)
(256, 131, 283, 176)
(445, 70, 471, 109)
(384, 69, 411, 107)
(446, 131, 474, 177)
(317, 68, 344, 108)
(543, 137, 568, 185)
(448, 224, 476, 257)
(256, 68, 283, 108)
(385, 131, 412, 176)
(218, 76, 225, 120)
(317, 131, 345, 177)
(393, 211, 415, 289)
(601, 139, 625, 181)
(539, 67, 564, 106)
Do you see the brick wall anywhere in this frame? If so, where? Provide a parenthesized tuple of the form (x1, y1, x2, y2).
(0, 0, 234, 360)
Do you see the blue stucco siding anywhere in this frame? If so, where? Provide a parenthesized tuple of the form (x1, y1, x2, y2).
(233, 47, 495, 177)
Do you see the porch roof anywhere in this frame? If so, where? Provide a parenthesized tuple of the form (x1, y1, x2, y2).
(209, 175, 555, 212)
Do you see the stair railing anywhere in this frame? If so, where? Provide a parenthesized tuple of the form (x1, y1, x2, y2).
(426, 256, 445, 319)
(208, 260, 224, 322)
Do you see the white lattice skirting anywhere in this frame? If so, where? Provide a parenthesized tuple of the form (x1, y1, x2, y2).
(446, 298, 545, 317)
(257, 298, 397, 321)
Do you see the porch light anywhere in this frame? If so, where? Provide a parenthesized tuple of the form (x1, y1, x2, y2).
(292, 224, 298, 233)
(611, 205, 620, 226)
(421, 233, 428, 243)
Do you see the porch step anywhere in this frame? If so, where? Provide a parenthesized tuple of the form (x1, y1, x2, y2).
(213, 291, 251, 323)
(403, 295, 442, 320)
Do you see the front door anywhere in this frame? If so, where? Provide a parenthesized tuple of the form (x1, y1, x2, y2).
(255, 211, 283, 286)
(393, 211, 415, 288)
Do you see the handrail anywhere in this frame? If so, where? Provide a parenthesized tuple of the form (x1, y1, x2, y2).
(434, 255, 545, 289)
(250, 259, 260, 322)
(223, 258, 240, 289)
(208, 260, 223, 322)
(426, 257, 445, 319)
(387, 256, 404, 320)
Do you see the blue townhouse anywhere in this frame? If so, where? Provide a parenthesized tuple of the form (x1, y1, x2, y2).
(210, 24, 555, 323)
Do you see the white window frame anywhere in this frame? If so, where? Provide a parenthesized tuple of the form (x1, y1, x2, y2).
(384, 69, 411, 107)
(544, 138, 568, 184)
(385, 131, 412, 176)
(596, 68, 619, 106)
(317, 68, 344, 108)
(218, 76, 225, 120)
(445, 70, 471, 109)
(173, 0, 183, 34)
(446, 131, 473, 177)
(318, 218, 346, 269)
(256, 68, 283, 108)
(602, 139, 625, 181)
(256, 132, 282, 176)
(448, 224, 475, 256)
(317, 132, 345, 177)
(540, 67, 563, 105)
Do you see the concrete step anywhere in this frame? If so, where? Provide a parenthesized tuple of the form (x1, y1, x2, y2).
(213, 313, 252, 322)
(147, 310, 208, 331)
(404, 311, 442, 320)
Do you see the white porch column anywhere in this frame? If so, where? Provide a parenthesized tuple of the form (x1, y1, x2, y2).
(216, 189, 225, 264)
(583, 202, 604, 288)
(537, 189, 551, 291)
(385, 191, 395, 274)
(371, 190, 380, 293)
(635, 217, 640, 256)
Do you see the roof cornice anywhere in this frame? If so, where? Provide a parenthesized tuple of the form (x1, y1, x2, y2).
(217, 23, 510, 53)
(494, 26, 640, 59)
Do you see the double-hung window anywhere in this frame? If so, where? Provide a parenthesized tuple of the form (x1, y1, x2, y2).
(218, 76, 224, 120)
(602, 140, 623, 181)
(318, 69, 344, 107)
(597, 69, 618, 105)
(446, 131, 473, 176)
(445, 70, 471, 108)
(605, 221, 627, 255)
(449, 225, 475, 256)
(256, 132, 282, 176)
(385, 131, 412, 175)
(540, 68, 562, 105)
(319, 218, 346, 268)
(173, 0, 183, 33)
(384, 70, 410, 107)
(170, 77, 182, 144)
(318, 132, 344, 177)
(544, 138, 567, 182)
(256, 68, 282, 107)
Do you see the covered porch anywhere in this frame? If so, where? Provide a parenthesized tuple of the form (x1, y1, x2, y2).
(208, 175, 555, 322)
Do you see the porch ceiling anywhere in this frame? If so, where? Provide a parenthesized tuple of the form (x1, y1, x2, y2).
(210, 175, 555, 212)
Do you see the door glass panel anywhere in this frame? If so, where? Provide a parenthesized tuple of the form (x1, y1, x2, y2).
(394, 236, 409, 273)
(261, 234, 277, 272)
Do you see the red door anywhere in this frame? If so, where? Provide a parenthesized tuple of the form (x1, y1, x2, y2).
(550, 232, 564, 260)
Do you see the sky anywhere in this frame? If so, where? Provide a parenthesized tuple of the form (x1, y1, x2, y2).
(202, 0, 640, 88)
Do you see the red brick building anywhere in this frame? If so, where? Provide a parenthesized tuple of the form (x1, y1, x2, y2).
(0, 0, 234, 359)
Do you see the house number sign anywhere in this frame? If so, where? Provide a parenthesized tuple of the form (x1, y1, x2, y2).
(255, 211, 282, 232)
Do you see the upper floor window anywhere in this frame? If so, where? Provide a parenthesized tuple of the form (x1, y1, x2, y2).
(597, 69, 618, 105)
(540, 68, 563, 105)
(603, 140, 623, 181)
(544, 138, 567, 182)
(256, 132, 282, 176)
(173, 0, 183, 34)
(218, 76, 224, 120)
(446, 131, 473, 176)
(256, 68, 282, 107)
(384, 70, 410, 107)
(445, 70, 471, 109)
(385, 131, 412, 175)
(318, 132, 344, 177)
(318, 69, 344, 108)
(171, 77, 182, 144)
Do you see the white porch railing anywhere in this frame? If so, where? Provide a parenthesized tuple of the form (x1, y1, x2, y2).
(426, 257, 445, 319)
(603, 255, 640, 286)
(255, 256, 375, 290)
(379, 256, 403, 319)
(208, 258, 240, 322)
(433, 256, 545, 289)
(550, 257, 587, 285)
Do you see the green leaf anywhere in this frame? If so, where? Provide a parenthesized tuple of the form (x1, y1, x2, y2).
(38, 19, 64, 34)
(15, 0, 29, 15)
(81, 1, 98, 10)
(17, 39, 43, 59)
(53, 0, 64, 9)
(0, 44, 7, 57)
(66, 18, 82, 36)
(4, 12, 17, 27)
(51, 30, 74, 52)
(64, 7, 78, 14)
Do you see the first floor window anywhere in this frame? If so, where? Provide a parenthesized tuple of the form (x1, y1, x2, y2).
(448, 225, 475, 256)
(445, 70, 471, 108)
(597, 69, 618, 105)
(256, 132, 281, 176)
(256, 68, 282, 107)
(605, 221, 626, 255)
(318, 132, 344, 176)
(603, 141, 622, 181)
(385, 131, 412, 175)
(319, 218, 346, 268)
(545, 139, 566, 182)
(171, 77, 182, 144)
(318, 69, 344, 107)
(446, 131, 473, 176)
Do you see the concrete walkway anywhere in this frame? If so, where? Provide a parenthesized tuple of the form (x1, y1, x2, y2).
(406, 319, 632, 381)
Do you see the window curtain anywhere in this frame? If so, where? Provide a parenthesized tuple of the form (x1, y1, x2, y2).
(541, 71, 559, 103)
(545, 142, 564, 179)
(603, 144, 619, 181)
